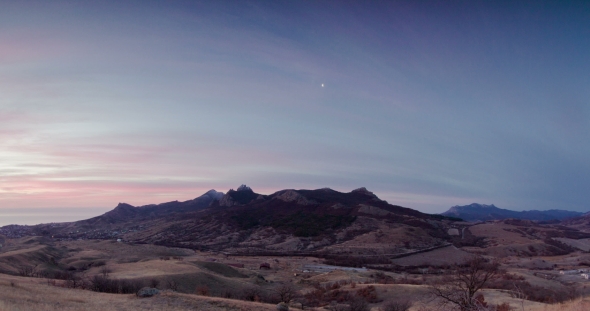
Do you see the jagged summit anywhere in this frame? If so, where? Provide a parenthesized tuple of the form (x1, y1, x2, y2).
(115, 202, 135, 209)
(219, 185, 259, 207)
(236, 184, 252, 192)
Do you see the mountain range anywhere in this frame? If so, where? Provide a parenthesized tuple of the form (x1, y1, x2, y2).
(21, 185, 461, 256)
(441, 203, 583, 222)
(5, 187, 590, 260)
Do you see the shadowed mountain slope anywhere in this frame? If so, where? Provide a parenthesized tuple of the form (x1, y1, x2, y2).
(79, 189, 225, 225)
(112, 186, 459, 254)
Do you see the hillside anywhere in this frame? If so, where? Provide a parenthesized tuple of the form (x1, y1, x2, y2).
(83, 189, 224, 224)
(558, 212, 590, 231)
(441, 203, 582, 222)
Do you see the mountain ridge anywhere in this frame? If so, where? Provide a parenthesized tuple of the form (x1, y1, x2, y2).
(18, 185, 461, 256)
(441, 203, 583, 222)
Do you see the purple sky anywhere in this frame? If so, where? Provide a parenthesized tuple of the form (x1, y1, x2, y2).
(1, 1, 589, 224)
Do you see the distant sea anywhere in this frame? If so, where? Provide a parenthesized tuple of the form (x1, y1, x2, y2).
(0, 207, 111, 227)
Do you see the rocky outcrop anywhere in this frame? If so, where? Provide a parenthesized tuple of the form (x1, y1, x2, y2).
(352, 187, 379, 199)
(237, 184, 252, 192)
(219, 185, 260, 206)
(275, 190, 316, 206)
(219, 194, 237, 207)
(357, 204, 391, 216)
(136, 287, 160, 297)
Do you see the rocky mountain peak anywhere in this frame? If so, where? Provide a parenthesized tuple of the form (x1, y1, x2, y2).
(237, 184, 252, 192)
(114, 203, 135, 210)
(219, 185, 259, 207)
(204, 189, 224, 200)
(351, 187, 379, 199)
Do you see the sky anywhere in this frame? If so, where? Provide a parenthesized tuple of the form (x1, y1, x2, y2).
(1, 0, 589, 225)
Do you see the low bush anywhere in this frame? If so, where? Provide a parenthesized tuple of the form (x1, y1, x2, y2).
(379, 300, 412, 311)
(88, 275, 144, 294)
(356, 286, 380, 303)
(196, 285, 210, 296)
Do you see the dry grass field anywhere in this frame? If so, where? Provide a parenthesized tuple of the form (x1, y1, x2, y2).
(3, 272, 590, 311)
(0, 274, 280, 311)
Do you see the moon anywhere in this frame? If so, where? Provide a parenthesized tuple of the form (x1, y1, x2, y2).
(321, 83, 324, 87)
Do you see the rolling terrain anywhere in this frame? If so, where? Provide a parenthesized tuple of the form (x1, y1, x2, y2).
(3, 186, 590, 310)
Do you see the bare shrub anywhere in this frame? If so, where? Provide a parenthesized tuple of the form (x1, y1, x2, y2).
(166, 279, 179, 291)
(242, 287, 262, 301)
(65, 274, 86, 289)
(356, 285, 380, 303)
(221, 288, 237, 298)
(328, 304, 349, 311)
(99, 266, 111, 278)
(18, 265, 38, 277)
(92, 260, 106, 267)
(89, 275, 114, 293)
(304, 287, 326, 306)
(149, 278, 160, 288)
(348, 298, 369, 311)
(46, 279, 57, 286)
(89, 275, 144, 294)
(380, 300, 412, 311)
(119, 279, 144, 294)
(53, 270, 73, 280)
(429, 255, 499, 311)
(196, 285, 210, 296)
(275, 284, 296, 303)
(496, 302, 513, 311)
(304, 283, 353, 307)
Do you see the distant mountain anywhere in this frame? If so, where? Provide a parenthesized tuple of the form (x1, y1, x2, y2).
(441, 203, 582, 222)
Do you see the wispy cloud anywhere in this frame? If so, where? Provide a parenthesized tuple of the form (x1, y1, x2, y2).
(1, 1, 589, 216)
